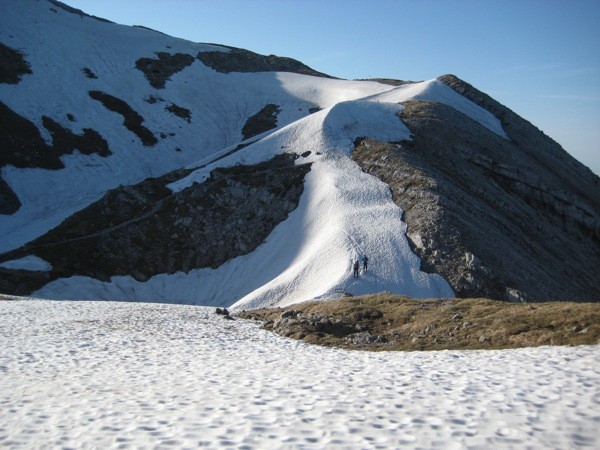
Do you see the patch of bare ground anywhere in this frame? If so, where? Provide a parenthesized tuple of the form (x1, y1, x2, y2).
(0, 42, 32, 84)
(237, 293, 600, 351)
(135, 52, 195, 89)
(242, 104, 280, 140)
(88, 90, 157, 146)
(197, 46, 333, 78)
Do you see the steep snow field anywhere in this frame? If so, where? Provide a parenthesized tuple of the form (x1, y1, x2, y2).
(1, 300, 598, 449)
(1, 0, 506, 307)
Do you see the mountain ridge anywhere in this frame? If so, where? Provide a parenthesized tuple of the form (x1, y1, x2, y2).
(0, 0, 598, 305)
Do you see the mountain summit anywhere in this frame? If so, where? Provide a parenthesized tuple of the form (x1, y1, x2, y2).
(1, 0, 598, 306)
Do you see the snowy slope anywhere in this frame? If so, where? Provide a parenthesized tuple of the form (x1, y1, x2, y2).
(1, 0, 508, 307)
(1, 299, 598, 448)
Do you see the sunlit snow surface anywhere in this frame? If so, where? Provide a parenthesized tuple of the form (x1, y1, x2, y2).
(1, 300, 598, 449)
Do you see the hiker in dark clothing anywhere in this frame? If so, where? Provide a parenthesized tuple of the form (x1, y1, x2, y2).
(363, 255, 369, 272)
(353, 260, 360, 278)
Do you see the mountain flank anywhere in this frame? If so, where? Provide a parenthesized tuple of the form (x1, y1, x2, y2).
(352, 77, 599, 302)
(0, 1, 597, 306)
(0, 154, 310, 295)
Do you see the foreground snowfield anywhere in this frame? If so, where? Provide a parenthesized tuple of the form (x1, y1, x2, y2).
(1, 300, 598, 449)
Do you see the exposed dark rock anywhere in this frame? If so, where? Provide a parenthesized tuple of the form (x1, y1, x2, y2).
(0, 101, 111, 170)
(41, 116, 110, 159)
(359, 78, 417, 86)
(82, 67, 97, 79)
(0, 101, 61, 170)
(0, 101, 112, 215)
(46, 0, 113, 23)
(132, 25, 170, 36)
(165, 103, 191, 123)
(280, 309, 298, 319)
(0, 42, 32, 84)
(0, 176, 21, 215)
(344, 331, 387, 345)
(308, 107, 321, 114)
(0, 154, 311, 294)
(352, 99, 600, 302)
(89, 90, 157, 146)
(66, 113, 75, 122)
(438, 74, 599, 197)
(135, 52, 195, 89)
(267, 312, 357, 339)
(197, 46, 333, 78)
(241, 104, 280, 140)
(144, 95, 163, 104)
(0, 268, 51, 296)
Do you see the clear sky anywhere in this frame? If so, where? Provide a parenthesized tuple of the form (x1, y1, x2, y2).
(65, 0, 600, 175)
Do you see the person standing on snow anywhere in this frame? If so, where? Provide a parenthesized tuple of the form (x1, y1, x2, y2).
(353, 260, 360, 278)
(363, 255, 369, 272)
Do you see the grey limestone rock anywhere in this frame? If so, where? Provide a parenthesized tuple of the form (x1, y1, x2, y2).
(352, 88, 599, 302)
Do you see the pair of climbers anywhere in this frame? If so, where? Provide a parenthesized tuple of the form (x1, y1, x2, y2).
(352, 255, 369, 278)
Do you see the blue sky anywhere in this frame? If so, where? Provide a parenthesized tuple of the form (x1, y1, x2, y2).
(66, 0, 600, 174)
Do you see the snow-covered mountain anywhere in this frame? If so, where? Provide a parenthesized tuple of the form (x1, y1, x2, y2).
(1, 0, 598, 306)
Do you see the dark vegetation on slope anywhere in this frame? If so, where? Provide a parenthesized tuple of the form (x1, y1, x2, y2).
(353, 100, 600, 303)
(89, 91, 158, 146)
(198, 46, 334, 78)
(0, 154, 311, 295)
(238, 294, 600, 351)
(135, 52, 196, 89)
(0, 102, 111, 215)
(0, 42, 32, 84)
(242, 104, 280, 140)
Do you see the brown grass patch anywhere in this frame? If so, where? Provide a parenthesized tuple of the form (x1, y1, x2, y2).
(237, 293, 600, 351)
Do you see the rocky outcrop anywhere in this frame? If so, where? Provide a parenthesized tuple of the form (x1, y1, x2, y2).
(89, 91, 157, 146)
(0, 177, 20, 216)
(353, 99, 600, 302)
(197, 46, 333, 78)
(0, 101, 112, 215)
(135, 52, 196, 89)
(82, 67, 97, 79)
(0, 101, 111, 171)
(47, 0, 113, 23)
(438, 74, 599, 200)
(242, 104, 280, 140)
(361, 78, 416, 87)
(165, 103, 191, 123)
(41, 116, 110, 160)
(0, 42, 32, 84)
(0, 153, 311, 295)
